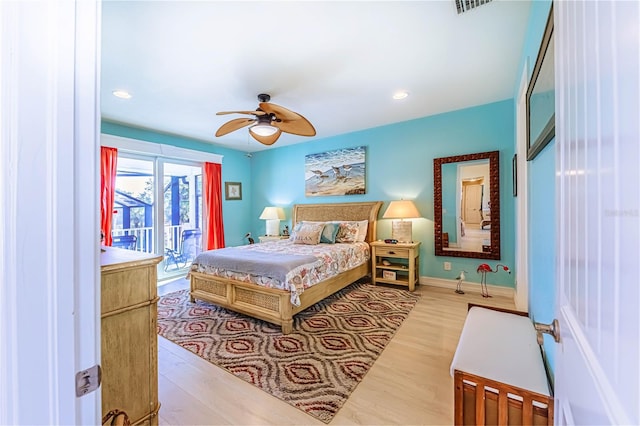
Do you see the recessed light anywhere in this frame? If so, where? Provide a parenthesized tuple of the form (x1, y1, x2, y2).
(112, 90, 132, 99)
(393, 91, 409, 100)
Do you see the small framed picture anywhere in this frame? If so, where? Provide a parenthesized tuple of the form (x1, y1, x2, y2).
(225, 182, 242, 200)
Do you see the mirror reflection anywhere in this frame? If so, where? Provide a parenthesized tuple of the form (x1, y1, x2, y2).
(526, 5, 555, 160)
(441, 160, 491, 253)
(434, 151, 500, 260)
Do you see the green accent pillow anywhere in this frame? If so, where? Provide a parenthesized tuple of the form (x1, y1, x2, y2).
(320, 222, 340, 244)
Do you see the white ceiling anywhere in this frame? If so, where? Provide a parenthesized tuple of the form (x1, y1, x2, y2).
(101, 0, 531, 152)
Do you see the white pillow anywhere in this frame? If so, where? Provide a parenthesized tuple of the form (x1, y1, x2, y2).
(290, 222, 324, 245)
(353, 220, 369, 242)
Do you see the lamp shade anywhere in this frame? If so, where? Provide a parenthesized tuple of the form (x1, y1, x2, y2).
(382, 200, 420, 219)
(259, 207, 285, 220)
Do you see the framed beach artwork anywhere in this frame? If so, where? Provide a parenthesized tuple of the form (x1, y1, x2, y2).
(305, 146, 366, 196)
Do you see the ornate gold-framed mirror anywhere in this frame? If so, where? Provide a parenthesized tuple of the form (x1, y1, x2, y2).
(434, 150, 500, 259)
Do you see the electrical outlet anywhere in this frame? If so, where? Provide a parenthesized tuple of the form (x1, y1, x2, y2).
(444, 262, 452, 271)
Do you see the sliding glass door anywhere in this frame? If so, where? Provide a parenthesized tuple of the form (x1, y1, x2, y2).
(112, 153, 202, 281)
(160, 161, 203, 279)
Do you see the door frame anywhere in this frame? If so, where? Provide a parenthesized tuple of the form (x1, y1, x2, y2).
(515, 62, 529, 312)
(0, 1, 101, 423)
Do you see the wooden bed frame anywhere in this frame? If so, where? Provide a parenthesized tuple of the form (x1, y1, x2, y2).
(189, 201, 383, 334)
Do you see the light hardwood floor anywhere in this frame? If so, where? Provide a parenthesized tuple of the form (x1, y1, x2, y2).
(157, 280, 516, 425)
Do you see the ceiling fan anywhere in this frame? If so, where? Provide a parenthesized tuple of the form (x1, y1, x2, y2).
(215, 94, 316, 146)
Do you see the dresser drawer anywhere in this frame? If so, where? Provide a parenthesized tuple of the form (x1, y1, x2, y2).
(101, 265, 153, 314)
(375, 246, 409, 258)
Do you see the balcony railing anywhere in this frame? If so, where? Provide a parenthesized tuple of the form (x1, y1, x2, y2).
(112, 225, 192, 254)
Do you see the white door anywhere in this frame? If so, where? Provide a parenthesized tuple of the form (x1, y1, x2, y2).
(554, 1, 638, 424)
(0, 1, 101, 424)
(462, 183, 483, 224)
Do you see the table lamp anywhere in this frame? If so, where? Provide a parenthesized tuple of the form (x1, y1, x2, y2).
(382, 200, 420, 242)
(259, 207, 285, 236)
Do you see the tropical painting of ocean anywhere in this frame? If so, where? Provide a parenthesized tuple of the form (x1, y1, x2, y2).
(305, 146, 366, 196)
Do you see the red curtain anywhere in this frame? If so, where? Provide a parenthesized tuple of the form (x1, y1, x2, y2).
(203, 162, 225, 250)
(100, 147, 118, 246)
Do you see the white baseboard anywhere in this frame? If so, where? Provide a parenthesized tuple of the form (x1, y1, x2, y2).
(419, 276, 515, 299)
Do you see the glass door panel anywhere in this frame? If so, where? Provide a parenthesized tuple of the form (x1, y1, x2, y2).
(112, 157, 155, 252)
(159, 162, 203, 280)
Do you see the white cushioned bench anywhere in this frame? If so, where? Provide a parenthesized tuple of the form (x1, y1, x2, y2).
(450, 305, 554, 425)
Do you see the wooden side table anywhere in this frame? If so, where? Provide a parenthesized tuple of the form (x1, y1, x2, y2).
(370, 241, 421, 291)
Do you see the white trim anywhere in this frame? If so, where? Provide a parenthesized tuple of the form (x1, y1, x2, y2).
(515, 61, 530, 312)
(0, 3, 20, 422)
(101, 133, 223, 164)
(0, 1, 100, 423)
(155, 160, 165, 255)
(420, 276, 516, 299)
(74, 1, 101, 423)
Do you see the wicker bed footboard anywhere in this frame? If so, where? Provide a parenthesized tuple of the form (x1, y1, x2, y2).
(189, 262, 370, 334)
(190, 271, 294, 333)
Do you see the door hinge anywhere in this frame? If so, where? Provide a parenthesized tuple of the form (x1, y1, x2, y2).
(75, 364, 101, 397)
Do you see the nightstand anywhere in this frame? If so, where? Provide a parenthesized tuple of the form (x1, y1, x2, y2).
(258, 235, 289, 243)
(370, 241, 421, 291)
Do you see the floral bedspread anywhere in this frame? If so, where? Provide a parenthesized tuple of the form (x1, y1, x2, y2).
(190, 240, 370, 306)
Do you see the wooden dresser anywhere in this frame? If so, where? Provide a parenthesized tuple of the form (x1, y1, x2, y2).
(101, 247, 163, 425)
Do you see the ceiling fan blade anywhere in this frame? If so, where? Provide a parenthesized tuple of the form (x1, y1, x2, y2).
(249, 127, 282, 145)
(216, 110, 267, 116)
(274, 117, 316, 137)
(258, 102, 303, 121)
(215, 118, 255, 137)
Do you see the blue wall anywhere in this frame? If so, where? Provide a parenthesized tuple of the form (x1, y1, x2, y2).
(528, 139, 556, 376)
(250, 100, 516, 287)
(101, 121, 253, 247)
(515, 0, 556, 376)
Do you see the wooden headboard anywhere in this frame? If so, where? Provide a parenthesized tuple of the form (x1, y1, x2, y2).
(291, 201, 383, 243)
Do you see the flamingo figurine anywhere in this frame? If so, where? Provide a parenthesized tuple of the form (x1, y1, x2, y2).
(476, 263, 510, 297)
(455, 270, 468, 294)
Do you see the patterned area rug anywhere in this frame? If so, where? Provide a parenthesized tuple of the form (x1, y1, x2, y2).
(157, 280, 420, 423)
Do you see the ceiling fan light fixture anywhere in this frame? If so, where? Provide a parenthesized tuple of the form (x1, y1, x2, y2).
(215, 93, 315, 146)
(251, 123, 279, 136)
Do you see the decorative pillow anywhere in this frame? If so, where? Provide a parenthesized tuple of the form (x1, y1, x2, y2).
(290, 222, 324, 245)
(354, 220, 369, 242)
(335, 222, 359, 243)
(329, 220, 369, 242)
(320, 222, 340, 244)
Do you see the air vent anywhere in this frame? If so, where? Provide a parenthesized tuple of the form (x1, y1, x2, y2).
(455, 0, 492, 14)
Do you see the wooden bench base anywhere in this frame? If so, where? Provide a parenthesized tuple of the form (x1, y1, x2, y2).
(452, 304, 554, 425)
(454, 370, 553, 425)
